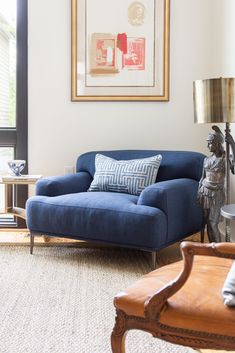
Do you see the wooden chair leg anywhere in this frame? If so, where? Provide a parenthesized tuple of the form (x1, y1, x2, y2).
(111, 331, 127, 353)
(200, 227, 205, 243)
(30, 232, 34, 254)
(111, 310, 127, 353)
(151, 251, 157, 270)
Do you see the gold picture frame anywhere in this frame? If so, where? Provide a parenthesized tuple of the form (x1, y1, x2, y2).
(71, 0, 170, 101)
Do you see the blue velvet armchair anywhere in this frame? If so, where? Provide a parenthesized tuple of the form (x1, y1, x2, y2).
(26, 150, 205, 267)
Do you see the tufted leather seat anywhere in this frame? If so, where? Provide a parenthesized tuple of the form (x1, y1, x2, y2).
(111, 242, 235, 352)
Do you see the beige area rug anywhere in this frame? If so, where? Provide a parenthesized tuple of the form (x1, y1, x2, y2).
(0, 245, 197, 353)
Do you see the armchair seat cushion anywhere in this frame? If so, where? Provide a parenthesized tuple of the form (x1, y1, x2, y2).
(114, 256, 235, 337)
(26, 191, 167, 250)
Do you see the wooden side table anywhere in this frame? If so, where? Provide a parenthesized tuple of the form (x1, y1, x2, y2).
(0, 175, 42, 220)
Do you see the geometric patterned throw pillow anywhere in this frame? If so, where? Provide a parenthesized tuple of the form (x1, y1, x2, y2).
(88, 153, 162, 196)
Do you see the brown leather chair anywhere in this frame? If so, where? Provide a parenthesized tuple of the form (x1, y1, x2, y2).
(111, 241, 235, 352)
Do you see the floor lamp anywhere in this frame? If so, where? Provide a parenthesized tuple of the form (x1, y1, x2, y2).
(193, 77, 235, 242)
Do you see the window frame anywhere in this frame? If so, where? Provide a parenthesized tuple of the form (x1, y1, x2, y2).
(0, 0, 28, 227)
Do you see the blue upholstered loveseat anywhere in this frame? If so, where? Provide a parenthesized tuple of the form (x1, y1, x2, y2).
(26, 150, 205, 267)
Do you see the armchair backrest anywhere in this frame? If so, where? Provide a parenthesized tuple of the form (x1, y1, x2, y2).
(76, 150, 205, 182)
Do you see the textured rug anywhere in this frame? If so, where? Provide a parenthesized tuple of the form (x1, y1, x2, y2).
(0, 246, 195, 353)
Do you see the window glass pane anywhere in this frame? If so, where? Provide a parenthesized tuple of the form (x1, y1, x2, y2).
(0, 0, 16, 127)
(0, 146, 14, 213)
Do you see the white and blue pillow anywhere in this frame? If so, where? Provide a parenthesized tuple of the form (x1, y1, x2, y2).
(88, 153, 162, 196)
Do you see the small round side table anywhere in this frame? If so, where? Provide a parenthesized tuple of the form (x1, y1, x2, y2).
(221, 204, 235, 242)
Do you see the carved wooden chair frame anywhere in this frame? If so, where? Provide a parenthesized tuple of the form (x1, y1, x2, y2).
(111, 241, 235, 353)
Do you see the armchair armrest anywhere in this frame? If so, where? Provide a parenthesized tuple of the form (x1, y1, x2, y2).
(144, 241, 235, 319)
(137, 178, 198, 212)
(138, 179, 202, 240)
(36, 172, 93, 196)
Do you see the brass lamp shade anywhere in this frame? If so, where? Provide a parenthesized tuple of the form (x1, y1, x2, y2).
(193, 77, 235, 124)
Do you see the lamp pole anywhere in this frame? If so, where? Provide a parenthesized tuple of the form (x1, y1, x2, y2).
(225, 122, 231, 242)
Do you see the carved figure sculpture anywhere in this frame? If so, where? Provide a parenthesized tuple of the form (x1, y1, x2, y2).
(225, 129, 235, 175)
(197, 126, 226, 242)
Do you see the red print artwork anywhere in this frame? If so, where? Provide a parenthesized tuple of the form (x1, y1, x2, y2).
(117, 33, 127, 54)
(123, 38, 145, 70)
(95, 39, 115, 67)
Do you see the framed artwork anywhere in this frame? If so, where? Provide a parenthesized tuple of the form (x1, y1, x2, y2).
(71, 0, 170, 101)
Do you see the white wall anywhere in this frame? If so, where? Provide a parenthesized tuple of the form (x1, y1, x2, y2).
(28, 0, 225, 177)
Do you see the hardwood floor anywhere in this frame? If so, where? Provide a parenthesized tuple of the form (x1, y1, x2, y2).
(0, 229, 90, 247)
(0, 229, 202, 262)
(0, 231, 202, 269)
